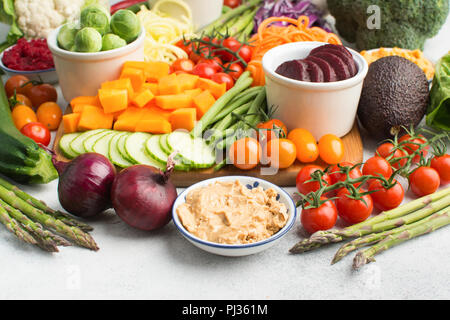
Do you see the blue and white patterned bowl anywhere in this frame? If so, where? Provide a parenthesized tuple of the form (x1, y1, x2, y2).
(172, 176, 297, 257)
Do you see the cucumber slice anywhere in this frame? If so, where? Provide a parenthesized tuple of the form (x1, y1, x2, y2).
(159, 134, 171, 154)
(109, 132, 133, 168)
(117, 132, 135, 163)
(125, 132, 165, 169)
(83, 130, 113, 153)
(146, 135, 191, 171)
(59, 133, 81, 159)
(70, 129, 107, 156)
(167, 131, 216, 169)
(93, 132, 117, 157)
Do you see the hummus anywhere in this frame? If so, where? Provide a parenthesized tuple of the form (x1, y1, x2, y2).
(176, 180, 288, 245)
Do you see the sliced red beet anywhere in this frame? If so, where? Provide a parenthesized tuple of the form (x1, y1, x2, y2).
(324, 49, 358, 77)
(306, 56, 337, 82)
(310, 51, 351, 81)
(310, 44, 353, 59)
(275, 59, 310, 81)
(302, 59, 324, 82)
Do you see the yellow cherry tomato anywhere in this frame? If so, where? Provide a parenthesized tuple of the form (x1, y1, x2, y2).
(318, 134, 345, 165)
(288, 128, 319, 163)
(36, 102, 62, 131)
(265, 138, 297, 169)
(229, 137, 262, 170)
(11, 104, 37, 130)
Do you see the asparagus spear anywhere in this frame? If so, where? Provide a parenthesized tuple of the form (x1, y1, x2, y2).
(332, 206, 450, 264)
(0, 185, 99, 251)
(238, 20, 255, 42)
(353, 206, 450, 269)
(290, 187, 450, 254)
(0, 176, 94, 232)
(0, 203, 37, 246)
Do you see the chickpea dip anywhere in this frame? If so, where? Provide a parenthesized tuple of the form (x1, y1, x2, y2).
(176, 180, 288, 245)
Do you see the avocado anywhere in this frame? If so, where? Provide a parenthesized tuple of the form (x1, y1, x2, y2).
(357, 56, 429, 139)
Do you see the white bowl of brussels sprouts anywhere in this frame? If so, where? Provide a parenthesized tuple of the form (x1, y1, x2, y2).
(47, 6, 145, 102)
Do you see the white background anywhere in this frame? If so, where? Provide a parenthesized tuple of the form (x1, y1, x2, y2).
(0, 1, 449, 300)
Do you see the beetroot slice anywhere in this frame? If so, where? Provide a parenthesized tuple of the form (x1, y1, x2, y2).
(325, 49, 358, 77)
(310, 44, 353, 59)
(310, 52, 351, 81)
(302, 59, 324, 82)
(275, 59, 310, 81)
(306, 56, 337, 82)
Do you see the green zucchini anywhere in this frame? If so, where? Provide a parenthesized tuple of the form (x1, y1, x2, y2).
(0, 78, 58, 184)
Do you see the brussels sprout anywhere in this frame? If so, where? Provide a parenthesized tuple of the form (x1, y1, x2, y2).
(101, 33, 127, 51)
(110, 9, 141, 43)
(74, 27, 102, 52)
(57, 23, 79, 51)
(80, 5, 111, 35)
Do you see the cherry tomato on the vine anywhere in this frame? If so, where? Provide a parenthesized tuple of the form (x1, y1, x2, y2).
(296, 165, 331, 196)
(20, 122, 51, 146)
(198, 56, 223, 72)
(264, 138, 297, 169)
(335, 188, 373, 225)
(175, 40, 193, 56)
(5, 75, 32, 97)
(191, 63, 217, 79)
(224, 0, 241, 9)
(229, 137, 261, 170)
(368, 179, 405, 211)
(409, 166, 440, 197)
(211, 72, 235, 90)
(301, 198, 338, 234)
(376, 142, 407, 169)
(257, 119, 287, 144)
(10, 93, 32, 108)
(431, 154, 450, 185)
(288, 128, 319, 163)
(172, 58, 195, 73)
(362, 156, 393, 184)
(399, 134, 429, 163)
(329, 162, 363, 186)
(223, 62, 244, 80)
(318, 134, 345, 165)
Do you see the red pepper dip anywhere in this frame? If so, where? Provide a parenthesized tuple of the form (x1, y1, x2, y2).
(2, 38, 55, 71)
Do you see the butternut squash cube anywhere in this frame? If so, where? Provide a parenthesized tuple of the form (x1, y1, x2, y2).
(135, 118, 172, 134)
(158, 73, 181, 95)
(63, 113, 81, 133)
(101, 78, 134, 100)
(77, 105, 113, 131)
(120, 67, 145, 92)
(193, 90, 216, 119)
(169, 108, 197, 131)
(70, 95, 101, 109)
(132, 89, 155, 108)
(196, 78, 227, 99)
(98, 88, 129, 114)
(155, 94, 193, 110)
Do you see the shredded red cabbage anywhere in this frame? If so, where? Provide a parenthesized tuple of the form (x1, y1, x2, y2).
(253, 0, 331, 33)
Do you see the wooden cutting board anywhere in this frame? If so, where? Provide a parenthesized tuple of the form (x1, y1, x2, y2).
(53, 108, 363, 187)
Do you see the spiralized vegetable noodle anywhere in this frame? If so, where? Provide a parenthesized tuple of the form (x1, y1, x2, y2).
(137, 6, 195, 63)
(246, 16, 342, 86)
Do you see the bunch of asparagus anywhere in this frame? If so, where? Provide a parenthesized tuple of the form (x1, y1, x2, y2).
(290, 187, 450, 269)
(201, 0, 262, 41)
(0, 177, 98, 252)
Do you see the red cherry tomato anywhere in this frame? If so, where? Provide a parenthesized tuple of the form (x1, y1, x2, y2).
(376, 142, 408, 169)
(198, 56, 223, 72)
(335, 188, 373, 225)
(175, 40, 193, 56)
(224, 0, 241, 8)
(296, 165, 331, 196)
(20, 122, 51, 146)
(220, 37, 243, 62)
(223, 62, 243, 81)
(329, 162, 363, 186)
(191, 63, 217, 79)
(172, 58, 195, 73)
(362, 156, 393, 185)
(409, 166, 440, 197)
(398, 134, 429, 163)
(211, 72, 235, 90)
(368, 179, 405, 211)
(301, 198, 338, 234)
(237, 45, 252, 63)
(189, 46, 213, 63)
(431, 154, 450, 185)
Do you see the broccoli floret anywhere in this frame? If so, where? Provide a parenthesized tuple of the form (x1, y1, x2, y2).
(327, 0, 449, 50)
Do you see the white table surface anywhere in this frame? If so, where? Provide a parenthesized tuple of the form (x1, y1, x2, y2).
(0, 4, 449, 300)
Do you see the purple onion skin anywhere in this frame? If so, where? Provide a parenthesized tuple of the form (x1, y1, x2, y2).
(58, 153, 116, 218)
(111, 165, 177, 231)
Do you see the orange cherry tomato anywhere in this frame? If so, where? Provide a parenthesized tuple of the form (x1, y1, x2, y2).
(288, 128, 319, 163)
(229, 137, 261, 170)
(36, 102, 62, 131)
(10, 93, 32, 108)
(257, 119, 287, 144)
(265, 138, 297, 169)
(11, 104, 38, 130)
(318, 134, 345, 165)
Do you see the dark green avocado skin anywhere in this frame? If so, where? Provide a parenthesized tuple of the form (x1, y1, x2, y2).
(357, 56, 429, 139)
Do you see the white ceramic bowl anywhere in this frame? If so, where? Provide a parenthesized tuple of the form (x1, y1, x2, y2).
(172, 176, 297, 257)
(47, 25, 145, 102)
(262, 41, 369, 140)
(0, 50, 58, 84)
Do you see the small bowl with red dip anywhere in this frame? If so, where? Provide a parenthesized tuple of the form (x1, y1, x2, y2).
(262, 41, 369, 140)
(0, 38, 58, 84)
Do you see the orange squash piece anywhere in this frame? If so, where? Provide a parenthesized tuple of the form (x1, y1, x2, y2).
(169, 108, 197, 131)
(70, 95, 101, 109)
(101, 78, 134, 100)
(184, 88, 202, 98)
(72, 104, 101, 114)
(120, 67, 145, 92)
(77, 105, 113, 131)
(142, 82, 159, 95)
(193, 90, 216, 119)
(135, 118, 172, 134)
(196, 78, 227, 99)
(131, 89, 155, 108)
(155, 94, 193, 110)
(117, 106, 144, 120)
(176, 73, 199, 91)
(98, 88, 129, 114)
(158, 73, 181, 95)
(123, 61, 171, 82)
(63, 113, 81, 133)
(142, 105, 172, 120)
(113, 118, 138, 132)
